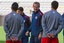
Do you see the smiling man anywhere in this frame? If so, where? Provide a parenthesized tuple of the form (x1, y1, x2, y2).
(26, 2, 43, 43)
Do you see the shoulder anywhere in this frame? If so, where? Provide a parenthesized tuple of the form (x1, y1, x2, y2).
(56, 11, 61, 17)
(12, 12, 23, 21)
(45, 10, 51, 14)
(42, 10, 52, 18)
(25, 15, 30, 20)
(32, 11, 34, 15)
(38, 11, 43, 16)
(5, 12, 12, 19)
(14, 13, 22, 18)
(62, 14, 64, 17)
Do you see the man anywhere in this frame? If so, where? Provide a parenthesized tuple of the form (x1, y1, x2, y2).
(62, 13, 64, 40)
(41, 1, 63, 43)
(17, 7, 31, 43)
(26, 2, 43, 43)
(4, 2, 24, 43)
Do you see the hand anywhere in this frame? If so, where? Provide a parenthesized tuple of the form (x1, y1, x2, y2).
(49, 34, 55, 38)
(25, 31, 29, 36)
(11, 36, 18, 41)
(48, 34, 55, 38)
(14, 38, 18, 41)
(38, 33, 42, 39)
(48, 35, 51, 38)
(10, 36, 15, 41)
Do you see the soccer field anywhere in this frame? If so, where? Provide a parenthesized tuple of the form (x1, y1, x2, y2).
(0, 26, 63, 43)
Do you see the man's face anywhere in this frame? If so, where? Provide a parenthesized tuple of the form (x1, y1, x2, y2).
(17, 10, 23, 15)
(33, 4, 39, 12)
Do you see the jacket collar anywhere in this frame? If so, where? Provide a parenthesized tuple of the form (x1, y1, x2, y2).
(21, 13, 25, 17)
(33, 9, 40, 14)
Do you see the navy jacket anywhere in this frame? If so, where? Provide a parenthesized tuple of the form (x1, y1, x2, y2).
(21, 14, 31, 38)
(29, 10, 43, 36)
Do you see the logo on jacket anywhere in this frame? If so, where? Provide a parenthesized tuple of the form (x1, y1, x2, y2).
(13, 14, 15, 16)
(35, 16, 38, 19)
(24, 20, 25, 22)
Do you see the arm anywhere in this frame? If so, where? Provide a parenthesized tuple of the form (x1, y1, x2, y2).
(17, 18, 24, 37)
(39, 26, 43, 34)
(28, 24, 32, 32)
(27, 17, 31, 28)
(25, 24, 32, 36)
(25, 17, 31, 36)
(10, 17, 24, 40)
(27, 17, 31, 32)
(41, 15, 49, 34)
(62, 14, 64, 28)
(54, 17, 63, 35)
(39, 14, 43, 34)
(62, 14, 64, 36)
(4, 17, 10, 36)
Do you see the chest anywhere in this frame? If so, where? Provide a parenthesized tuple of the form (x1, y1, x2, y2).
(23, 16, 28, 24)
(32, 13, 41, 21)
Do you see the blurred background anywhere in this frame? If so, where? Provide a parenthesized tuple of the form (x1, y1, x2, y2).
(0, 0, 64, 43)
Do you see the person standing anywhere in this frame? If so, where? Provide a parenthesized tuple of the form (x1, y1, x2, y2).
(17, 7, 31, 43)
(4, 2, 24, 43)
(62, 13, 64, 40)
(26, 2, 43, 43)
(41, 1, 63, 43)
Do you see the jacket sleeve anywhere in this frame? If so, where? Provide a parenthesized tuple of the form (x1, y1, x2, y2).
(27, 17, 31, 28)
(17, 17, 24, 38)
(28, 24, 32, 32)
(27, 17, 31, 32)
(4, 17, 10, 36)
(62, 15, 64, 27)
(39, 25, 43, 34)
(41, 15, 49, 34)
(62, 14, 64, 36)
(39, 15, 43, 34)
(54, 17, 63, 35)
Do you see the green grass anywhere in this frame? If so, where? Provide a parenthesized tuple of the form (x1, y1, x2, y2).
(58, 30, 63, 43)
(0, 26, 63, 43)
(0, 26, 6, 43)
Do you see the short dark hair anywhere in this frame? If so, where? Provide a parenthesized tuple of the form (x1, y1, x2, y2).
(33, 2, 40, 8)
(51, 1, 59, 10)
(11, 2, 18, 11)
(18, 7, 24, 11)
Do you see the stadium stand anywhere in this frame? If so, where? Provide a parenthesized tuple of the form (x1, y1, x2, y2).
(0, 1, 64, 25)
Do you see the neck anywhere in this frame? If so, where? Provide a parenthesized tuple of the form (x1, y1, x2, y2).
(12, 10, 16, 12)
(52, 8, 56, 11)
(21, 13, 24, 16)
(34, 9, 40, 13)
(22, 13, 24, 15)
